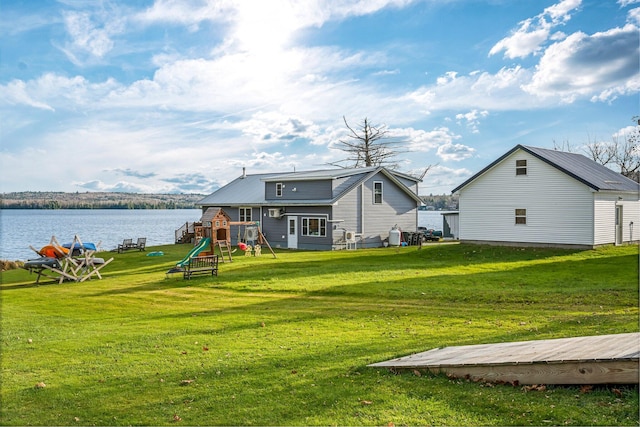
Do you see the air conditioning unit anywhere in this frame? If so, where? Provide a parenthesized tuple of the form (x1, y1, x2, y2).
(345, 230, 356, 243)
(268, 208, 285, 219)
(245, 227, 259, 241)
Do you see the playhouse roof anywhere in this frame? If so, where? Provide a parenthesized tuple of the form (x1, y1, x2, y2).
(200, 207, 231, 223)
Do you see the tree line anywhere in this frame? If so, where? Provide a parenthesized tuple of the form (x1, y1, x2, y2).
(1, 192, 204, 209)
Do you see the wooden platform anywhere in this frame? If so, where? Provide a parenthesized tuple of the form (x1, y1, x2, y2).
(369, 333, 639, 384)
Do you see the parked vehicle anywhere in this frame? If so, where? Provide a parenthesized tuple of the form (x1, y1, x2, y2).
(417, 227, 443, 242)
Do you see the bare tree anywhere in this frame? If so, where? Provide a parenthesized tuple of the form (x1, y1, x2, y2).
(329, 116, 407, 169)
(582, 135, 616, 167)
(555, 117, 640, 182)
(552, 139, 575, 152)
(583, 117, 640, 182)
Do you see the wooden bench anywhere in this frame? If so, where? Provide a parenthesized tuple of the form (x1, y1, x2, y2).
(183, 255, 219, 279)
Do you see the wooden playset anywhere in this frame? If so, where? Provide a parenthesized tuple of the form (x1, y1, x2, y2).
(193, 207, 275, 262)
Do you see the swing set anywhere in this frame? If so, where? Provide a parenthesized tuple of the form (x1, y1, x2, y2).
(231, 221, 276, 259)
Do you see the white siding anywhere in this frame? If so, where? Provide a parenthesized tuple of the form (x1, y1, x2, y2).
(362, 175, 416, 243)
(333, 184, 362, 236)
(333, 175, 417, 247)
(623, 199, 640, 243)
(595, 194, 640, 245)
(593, 194, 617, 245)
(458, 150, 595, 246)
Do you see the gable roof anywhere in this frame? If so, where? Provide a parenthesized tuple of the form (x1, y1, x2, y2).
(197, 173, 279, 206)
(197, 167, 422, 207)
(452, 144, 640, 194)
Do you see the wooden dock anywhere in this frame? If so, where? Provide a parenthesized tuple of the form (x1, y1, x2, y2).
(369, 333, 639, 384)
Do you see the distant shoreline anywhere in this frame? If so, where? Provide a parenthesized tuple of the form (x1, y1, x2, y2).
(1, 191, 205, 210)
(0, 207, 199, 210)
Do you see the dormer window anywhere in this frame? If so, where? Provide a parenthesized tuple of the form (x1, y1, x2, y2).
(516, 159, 527, 175)
(276, 183, 283, 197)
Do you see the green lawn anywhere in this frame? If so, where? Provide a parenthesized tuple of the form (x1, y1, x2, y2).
(1, 243, 638, 426)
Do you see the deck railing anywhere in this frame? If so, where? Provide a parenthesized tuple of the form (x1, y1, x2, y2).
(175, 222, 197, 243)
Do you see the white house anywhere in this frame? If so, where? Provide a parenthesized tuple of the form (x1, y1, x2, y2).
(451, 145, 640, 248)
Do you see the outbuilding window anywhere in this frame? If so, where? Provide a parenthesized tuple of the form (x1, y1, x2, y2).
(515, 208, 527, 225)
(302, 217, 326, 237)
(373, 181, 383, 204)
(516, 160, 527, 175)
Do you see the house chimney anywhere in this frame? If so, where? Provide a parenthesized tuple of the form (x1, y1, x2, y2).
(242, 167, 246, 178)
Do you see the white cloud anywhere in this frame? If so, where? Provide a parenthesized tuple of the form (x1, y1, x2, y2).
(627, 7, 640, 25)
(0, 80, 55, 111)
(405, 67, 537, 112)
(523, 24, 640, 102)
(236, 111, 321, 144)
(135, 0, 418, 56)
(393, 127, 461, 153)
(489, 0, 581, 59)
(613, 125, 639, 140)
(407, 17, 640, 112)
(420, 164, 473, 195)
(455, 110, 489, 133)
(436, 142, 476, 162)
(0, 73, 119, 112)
(60, 10, 126, 65)
(3, 0, 637, 194)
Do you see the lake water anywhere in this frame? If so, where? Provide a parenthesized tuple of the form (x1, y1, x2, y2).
(0, 209, 453, 261)
(418, 210, 454, 230)
(0, 209, 202, 261)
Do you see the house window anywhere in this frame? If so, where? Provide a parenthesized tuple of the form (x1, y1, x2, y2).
(516, 159, 527, 175)
(302, 217, 326, 237)
(515, 208, 527, 225)
(373, 181, 383, 204)
(276, 183, 283, 197)
(239, 207, 252, 222)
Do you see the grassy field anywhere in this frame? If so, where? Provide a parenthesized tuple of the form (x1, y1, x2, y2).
(1, 242, 638, 426)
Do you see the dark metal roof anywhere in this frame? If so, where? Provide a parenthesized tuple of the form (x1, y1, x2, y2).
(452, 144, 640, 194)
(197, 173, 277, 206)
(197, 167, 422, 207)
(263, 166, 421, 183)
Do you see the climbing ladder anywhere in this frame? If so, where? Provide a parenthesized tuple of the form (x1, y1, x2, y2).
(217, 241, 233, 263)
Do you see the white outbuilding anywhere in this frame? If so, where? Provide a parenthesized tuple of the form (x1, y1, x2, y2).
(451, 145, 640, 249)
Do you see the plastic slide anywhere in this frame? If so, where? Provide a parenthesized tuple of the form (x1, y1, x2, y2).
(176, 237, 211, 267)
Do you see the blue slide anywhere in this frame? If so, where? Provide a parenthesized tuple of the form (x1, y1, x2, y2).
(175, 237, 211, 268)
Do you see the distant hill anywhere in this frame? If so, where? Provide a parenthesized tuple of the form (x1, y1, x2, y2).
(0, 192, 205, 209)
(2, 191, 457, 210)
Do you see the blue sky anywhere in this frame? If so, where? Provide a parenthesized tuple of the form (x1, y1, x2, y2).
(1, 0, 638, 195)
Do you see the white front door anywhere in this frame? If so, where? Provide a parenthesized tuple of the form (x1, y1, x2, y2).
(615, 205, 623, 245)
(287, 216, 298, 249)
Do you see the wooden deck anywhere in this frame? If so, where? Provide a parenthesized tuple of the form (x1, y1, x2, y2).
(369, 333, 639, 384)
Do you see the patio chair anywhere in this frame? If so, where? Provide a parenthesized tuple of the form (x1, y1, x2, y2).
(118, 238, 133, 253)
(134, 237, 146, 251)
